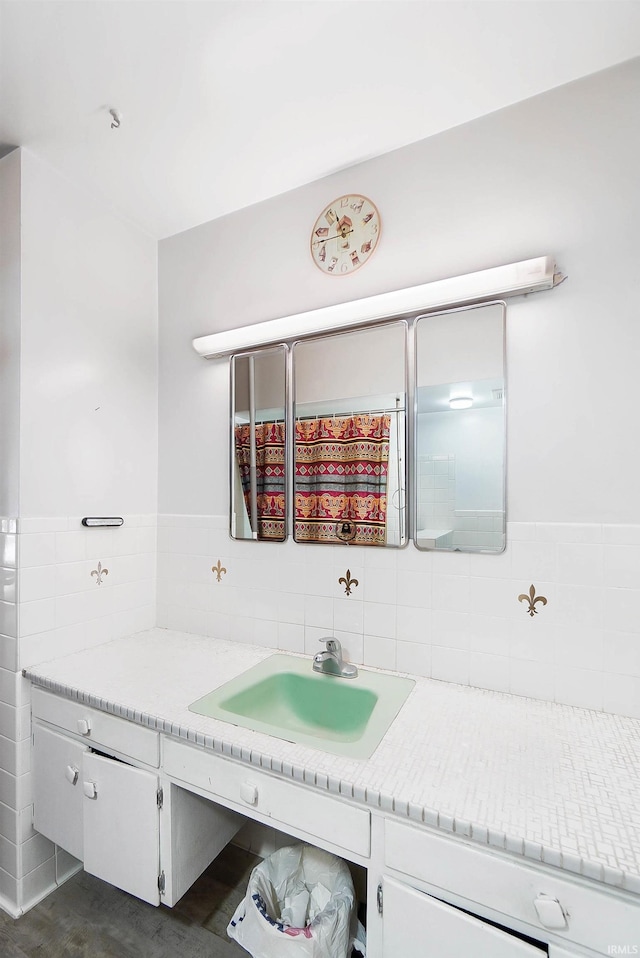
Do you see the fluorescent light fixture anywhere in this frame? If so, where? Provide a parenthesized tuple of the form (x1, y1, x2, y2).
(193, 256, 563, 360)
(449, 397, 473, 409)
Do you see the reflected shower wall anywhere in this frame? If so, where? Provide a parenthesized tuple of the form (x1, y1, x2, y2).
(416, 403, 505, 551)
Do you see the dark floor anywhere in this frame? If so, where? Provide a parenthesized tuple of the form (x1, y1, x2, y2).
(0, 844, 258, 958)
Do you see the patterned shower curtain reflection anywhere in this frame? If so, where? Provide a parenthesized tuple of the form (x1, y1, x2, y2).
(295, 415, 391, 546)
(234, 422, 286, 540)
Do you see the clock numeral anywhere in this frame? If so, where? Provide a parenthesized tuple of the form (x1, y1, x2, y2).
(341, 262, 349, 272)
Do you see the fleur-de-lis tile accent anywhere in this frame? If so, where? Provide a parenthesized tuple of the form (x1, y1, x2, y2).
(518, 584, 547, 616)
(338, 569, 359, 596)
(91, 561, 109, 586)
(212, 560, 227, 582)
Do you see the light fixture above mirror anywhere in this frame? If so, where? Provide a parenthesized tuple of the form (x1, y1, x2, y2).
(193, 257, 563, 360)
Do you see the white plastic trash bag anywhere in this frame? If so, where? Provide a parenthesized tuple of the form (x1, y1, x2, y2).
(227, 844, 356, 958)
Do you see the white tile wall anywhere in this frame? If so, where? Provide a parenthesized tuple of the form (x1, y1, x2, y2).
(0, 514, 156, 915)
(17, 515, 157, 670)
(157, 514, 640, 720)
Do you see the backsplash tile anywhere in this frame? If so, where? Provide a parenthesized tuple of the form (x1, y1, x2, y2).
(396, 640, 430, 677)
(11, 515, 157, 670)
(157, 514, 640, 719)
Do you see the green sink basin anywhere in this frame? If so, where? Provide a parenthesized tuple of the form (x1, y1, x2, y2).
(189, 653, 415, 759)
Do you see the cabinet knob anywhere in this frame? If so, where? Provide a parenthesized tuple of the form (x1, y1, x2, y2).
(76, 718, 92, 736)
(240, 782, 258, 805)
(65, 765, 79, 786)
(533, 894, 567, 929)
(83, 780, 98, 800)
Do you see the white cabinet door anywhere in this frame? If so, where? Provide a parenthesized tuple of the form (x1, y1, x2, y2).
(383, 878, 545, 957)
(82, 751, 161, 906)
(33, 723, 88, 861)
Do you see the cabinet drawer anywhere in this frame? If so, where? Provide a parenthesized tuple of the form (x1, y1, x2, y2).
(163, 737, 370, 859)
(385, 820, 640, 955)
(32, 687, 159, 767)
(383, 877, 545, 957)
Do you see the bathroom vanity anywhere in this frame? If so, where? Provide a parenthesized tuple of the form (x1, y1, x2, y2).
(25, 629, 640, 957)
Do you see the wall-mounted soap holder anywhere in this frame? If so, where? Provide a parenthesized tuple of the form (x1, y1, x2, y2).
(82, 517, 124, 527)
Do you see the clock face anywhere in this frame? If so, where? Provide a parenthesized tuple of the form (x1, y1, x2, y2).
(310, 194, 381, 275)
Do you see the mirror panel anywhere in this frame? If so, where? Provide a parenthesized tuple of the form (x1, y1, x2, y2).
(231, 346, 287, 541)
(293, 323, 407, 547)
(414, 303, 506, 553)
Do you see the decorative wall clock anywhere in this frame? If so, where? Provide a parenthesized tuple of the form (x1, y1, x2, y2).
(310, 194, 381, 275)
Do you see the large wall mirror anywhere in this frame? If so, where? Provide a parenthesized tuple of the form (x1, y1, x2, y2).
(231, 346, 287, 541)
(293, 323, 407, 547)
(229, 305, 506, 553)
(414, 302, 506, 552)
(212, 256, 560, 554)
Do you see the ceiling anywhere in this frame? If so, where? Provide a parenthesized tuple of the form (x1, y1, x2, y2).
(2, 1, 640, 240)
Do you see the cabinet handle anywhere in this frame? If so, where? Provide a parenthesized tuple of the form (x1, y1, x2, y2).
(83, 780, 98, 799)
(65, 765, 79, 786)
(76, 718, 92, 736)
(240, 782, 258, 805)
(533, 894, 567, 930)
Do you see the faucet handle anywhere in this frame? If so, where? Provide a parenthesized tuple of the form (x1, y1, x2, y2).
(319, 636, 341, 654)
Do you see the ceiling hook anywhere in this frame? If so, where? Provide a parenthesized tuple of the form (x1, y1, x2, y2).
(109, 108, 121, 130)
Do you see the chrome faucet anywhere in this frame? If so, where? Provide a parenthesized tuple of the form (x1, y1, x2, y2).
(313, 637, 358, 679)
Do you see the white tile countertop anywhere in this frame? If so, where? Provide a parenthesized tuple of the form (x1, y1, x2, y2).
(23, 628, 640, 896)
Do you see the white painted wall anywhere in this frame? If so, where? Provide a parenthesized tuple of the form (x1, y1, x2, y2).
(158, 59, 640, 525)
(19, 150, 159, 518)
(0, 151, 22, 519)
